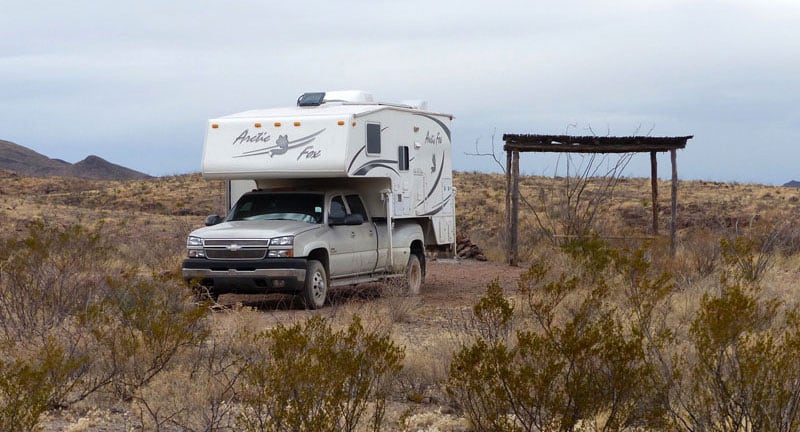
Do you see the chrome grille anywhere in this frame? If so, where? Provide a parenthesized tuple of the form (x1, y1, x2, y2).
(204, 239, 270, 247)
(205, 249, 267, 259)
(203, 239, 269, 260)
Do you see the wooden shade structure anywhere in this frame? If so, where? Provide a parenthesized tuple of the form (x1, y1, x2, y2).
(503, 134, 693, 265)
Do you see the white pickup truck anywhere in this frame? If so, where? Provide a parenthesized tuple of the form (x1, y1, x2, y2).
(182, 188, 425, 308)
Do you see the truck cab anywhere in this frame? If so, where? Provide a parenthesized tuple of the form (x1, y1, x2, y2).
(182, 188, 425, 308)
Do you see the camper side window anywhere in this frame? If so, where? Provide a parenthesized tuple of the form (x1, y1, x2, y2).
(366, 123, 381, 155)
(398, 146, 409, 171)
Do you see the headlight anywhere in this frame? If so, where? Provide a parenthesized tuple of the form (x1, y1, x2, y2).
(270, 236, 294, 246)
(187, 236, 203, 247)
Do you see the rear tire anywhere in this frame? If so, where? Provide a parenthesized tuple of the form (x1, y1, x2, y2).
(404, 254, 423, 295)
(302, 260, 327, 309)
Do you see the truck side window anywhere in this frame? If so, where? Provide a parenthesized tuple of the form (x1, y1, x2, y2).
(329, 196, 346, 223)
(398, 146, 409, 171)
(366, 123, 381, 155)
(345, 195, 368, 221)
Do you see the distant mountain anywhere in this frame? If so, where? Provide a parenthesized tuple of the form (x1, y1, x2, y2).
(0, 139, 150, 180)
(783, 180, 800, 188)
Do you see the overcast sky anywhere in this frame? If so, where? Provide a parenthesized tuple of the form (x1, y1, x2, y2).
(1, 0, 798, 184)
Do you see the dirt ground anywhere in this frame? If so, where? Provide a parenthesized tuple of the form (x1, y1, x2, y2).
(41, 258, 525, 432)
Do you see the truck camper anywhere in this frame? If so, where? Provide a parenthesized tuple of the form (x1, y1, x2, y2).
(182, 90, 455, 308)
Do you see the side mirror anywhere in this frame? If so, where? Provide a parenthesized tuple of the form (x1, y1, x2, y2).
(205, 214, 223, 226)
(328, 206, 347, 225)
(344, 214, 364, 225)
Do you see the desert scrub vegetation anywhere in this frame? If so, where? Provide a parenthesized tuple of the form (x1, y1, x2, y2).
(446, 237, 800, 432)
(238, 315, 404, 432)
(0, 220, 210, 430)
(0, 220, 407, 431)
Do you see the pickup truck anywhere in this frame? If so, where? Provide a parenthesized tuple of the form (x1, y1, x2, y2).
(182, 189, 425, 308)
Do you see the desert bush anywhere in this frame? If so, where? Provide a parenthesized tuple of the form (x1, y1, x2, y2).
(83, 273, 209, 401)
(0, 219, 108, 343)
(720, 236, 774, 284)
(132, 327, 246, 431)
(0, 339, 77, 432)
(448, 240, 680, 431)
(0, 220, 111, 409)
(237, 315, 404, 432)
(665, 240, 800, 431)
(0, 220, 210, 431)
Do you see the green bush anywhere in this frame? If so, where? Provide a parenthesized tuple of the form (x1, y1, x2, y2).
(448, 241, 672, 431)
(0, 339, 78, 432)
(238, 315, 404, 432)
(0, 220, 209, 430)
(83, 272, 209, 401)
(672, 240, 800, 431)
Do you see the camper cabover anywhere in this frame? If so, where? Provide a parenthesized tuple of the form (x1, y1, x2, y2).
(182, 90, 455, 308)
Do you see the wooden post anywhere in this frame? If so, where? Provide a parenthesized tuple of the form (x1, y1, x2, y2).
(650, 151, 659, 235)
(510, 151, 520, 266)
(670, 149, 678, 255)
(505, 150, 512, 229)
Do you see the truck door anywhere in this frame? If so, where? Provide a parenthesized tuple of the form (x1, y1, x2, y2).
(345, 194, 378, 273)
(327, 196, 361, 278)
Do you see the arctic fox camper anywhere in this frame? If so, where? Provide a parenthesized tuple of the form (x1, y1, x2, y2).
(182, 90, 455, 308)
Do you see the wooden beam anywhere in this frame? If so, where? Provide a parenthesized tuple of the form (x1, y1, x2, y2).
(510, 151, 520, 266)
(650, 152, 659, 235)
(670, 149, 678, 256)
(503, 143, 685, 154)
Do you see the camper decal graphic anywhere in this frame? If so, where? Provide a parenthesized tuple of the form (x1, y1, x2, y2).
(351, 159, 399, 176)
(348, 145, 400, 175)
(233, 129, 326, 159)
(416, 150, 446, 208)
(420, 194, 453, 216)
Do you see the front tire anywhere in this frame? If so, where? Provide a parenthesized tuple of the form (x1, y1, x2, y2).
(404, 254, 423, 295)
(302, 260, 327, 309)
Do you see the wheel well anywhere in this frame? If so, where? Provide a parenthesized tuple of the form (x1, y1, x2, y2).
(307, 249, 329, 275)
(410, 240, 425, 276)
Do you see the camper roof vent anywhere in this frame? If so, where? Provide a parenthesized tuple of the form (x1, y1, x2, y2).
(401, 100, 428, 110)
(323, 90, 374, 104)
(297, 92, 326, 107)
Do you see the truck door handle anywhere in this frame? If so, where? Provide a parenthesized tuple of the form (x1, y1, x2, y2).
(350, 231, 356, 238)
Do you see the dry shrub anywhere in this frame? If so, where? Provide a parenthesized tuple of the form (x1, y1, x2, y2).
(670, 248, 800, 431)
(84, 273, 209, 401)
(237, 314, 404, 432)
(381, 277, 423, 324)
(0, 220, 209, 430)
(0, 220, 111, 413)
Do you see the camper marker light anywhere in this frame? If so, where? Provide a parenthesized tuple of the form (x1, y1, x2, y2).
(337, 120, 345, 126)
(254, 122, 262, 128)
(274, 122, 281, 127)
(294, 121, 301, 127)
(211, 124, 219, 129)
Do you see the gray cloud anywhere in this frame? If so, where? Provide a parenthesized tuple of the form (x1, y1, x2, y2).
(1, 0, 798, 183)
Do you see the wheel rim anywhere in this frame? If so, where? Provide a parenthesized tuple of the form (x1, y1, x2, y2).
(311, 270, 326, 303)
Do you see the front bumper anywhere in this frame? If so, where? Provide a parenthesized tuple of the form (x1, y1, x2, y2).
(182, 258, 307, 293)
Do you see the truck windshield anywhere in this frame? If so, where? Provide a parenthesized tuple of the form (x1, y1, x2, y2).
(227, 193, 324, 224)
